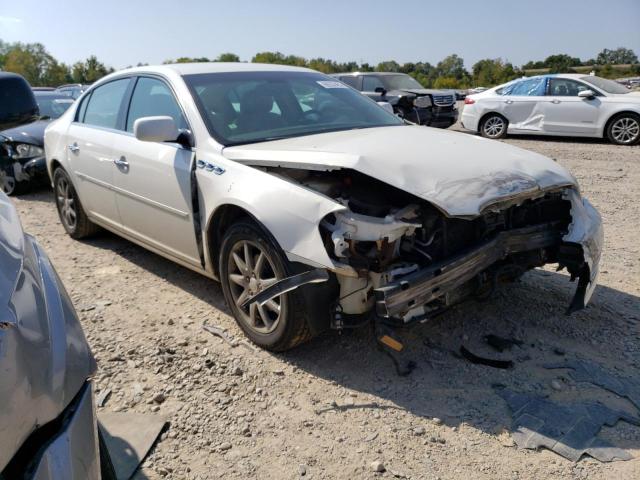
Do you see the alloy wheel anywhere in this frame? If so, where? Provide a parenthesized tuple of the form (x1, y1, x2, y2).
(227, 240, 282, 334)
(611, 117, 640, 144)
(56, 175, 77, 230)
(0, 169, 16, 195)
(483, 116, 506, 138)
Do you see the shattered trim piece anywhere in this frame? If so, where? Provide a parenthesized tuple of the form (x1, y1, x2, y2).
(239, 268, 329, 309)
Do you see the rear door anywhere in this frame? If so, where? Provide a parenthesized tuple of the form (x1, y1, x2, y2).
(499, 77, 547, 131)
(65, 77, 132, 227)
(540, 78, 600, 135)
(111, 75, 200, 266)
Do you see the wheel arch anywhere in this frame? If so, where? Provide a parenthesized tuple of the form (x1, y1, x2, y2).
(603, 110, 640, 139)
(478, 111, 508, 132)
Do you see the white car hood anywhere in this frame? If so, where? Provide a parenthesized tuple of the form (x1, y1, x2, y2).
(223, 126, 577, 217)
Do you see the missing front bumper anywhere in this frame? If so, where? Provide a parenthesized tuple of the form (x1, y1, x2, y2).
(374, 223, 591, 319)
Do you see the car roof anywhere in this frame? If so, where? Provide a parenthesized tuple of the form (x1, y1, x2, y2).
(33, 91, 75, 99)
(115, 62, 315, 77)
(331, 72, 407, 77)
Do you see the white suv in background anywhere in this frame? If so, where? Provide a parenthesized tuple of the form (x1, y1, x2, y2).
(461, 74, 640, 145)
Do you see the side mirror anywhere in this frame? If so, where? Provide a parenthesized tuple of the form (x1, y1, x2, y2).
(134, 116, 179, 143)
(0, 73, 39, 130)
(376, 102, 395, 115)
(578, 90, 596, 99)
(374, 86, 387, 96)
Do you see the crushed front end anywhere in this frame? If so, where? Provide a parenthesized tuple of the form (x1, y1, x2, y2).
(310, 170, 603, 328)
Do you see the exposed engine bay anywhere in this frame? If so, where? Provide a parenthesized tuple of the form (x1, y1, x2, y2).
(267, 166, 591, 326)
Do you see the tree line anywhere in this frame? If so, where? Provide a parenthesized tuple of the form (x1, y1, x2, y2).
(1, 39, 638, 89)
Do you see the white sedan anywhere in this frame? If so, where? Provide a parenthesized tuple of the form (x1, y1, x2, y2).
(461, 74, 640, 145)
(45, 63, 603, 352)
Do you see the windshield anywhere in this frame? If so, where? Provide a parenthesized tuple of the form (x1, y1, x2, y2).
(184, 71, 402, 146)
(379, 74, 424, 91)
(581, 76, 630, 94)
(34, 95, 74, 118)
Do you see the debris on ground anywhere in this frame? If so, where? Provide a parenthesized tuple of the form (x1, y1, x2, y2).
(496, 387, 639, 462)
(485, 334, 524, 352)
(96, 387, 112, 408)
(545, 359, 640, 409)
(460, 345, 514, 369)
(202, 323, 239, 348)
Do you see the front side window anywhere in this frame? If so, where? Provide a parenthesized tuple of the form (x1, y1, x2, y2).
(501, 77, 546, 96)
(126, 77, 188, 132)
(379, 74, 424, 91)
(547, 78, 592, 96)
(185, 71, 402, 146)
(82, 78, 131, 129)
(362, 76, 386, 92)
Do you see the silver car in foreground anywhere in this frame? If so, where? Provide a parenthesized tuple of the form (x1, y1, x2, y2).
(45, 63, 603, 352)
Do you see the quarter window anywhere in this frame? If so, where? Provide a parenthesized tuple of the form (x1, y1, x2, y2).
(82, 79, 130, 129)
(126, 77, 188, 132)
(547, 78, 593, 96)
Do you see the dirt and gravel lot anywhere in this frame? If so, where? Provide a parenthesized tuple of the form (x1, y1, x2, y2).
(10, 128, 639, 480)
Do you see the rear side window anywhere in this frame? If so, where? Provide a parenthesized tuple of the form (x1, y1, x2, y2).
(125, 77, 188, 132)
(82, 79, 130, 129)
(502, 77, 546, 96)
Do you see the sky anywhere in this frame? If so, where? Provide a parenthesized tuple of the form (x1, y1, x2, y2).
(1, 0, 639, 69)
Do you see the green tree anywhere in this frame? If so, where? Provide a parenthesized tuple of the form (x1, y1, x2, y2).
(376, 60, 400, 72)
(433, 76, 460, 89)
(543, 54, 581, 73)
(71, 55, 112, 83)
(215, 53, 240, 62)
(436, 54, 468, 81)
(2, 42, 71, 86)
(472, 58, 519, 86)
(596, 47, 638, 65)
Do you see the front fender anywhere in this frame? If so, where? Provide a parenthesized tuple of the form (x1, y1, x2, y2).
(197, 153, 345, 272)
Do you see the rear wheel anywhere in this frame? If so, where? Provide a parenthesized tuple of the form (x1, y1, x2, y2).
(219, 220, 313, 351)
(53, 168, 100, 239)
(606, 113, 640, 145)
(480, 113, 508, 139)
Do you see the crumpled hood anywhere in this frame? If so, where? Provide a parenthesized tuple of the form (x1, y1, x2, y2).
(223, 126, 577, 217)
(0, 119, 49, 146)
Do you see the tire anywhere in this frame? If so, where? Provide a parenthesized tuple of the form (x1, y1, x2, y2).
(53, 168, 100, 239)
(480, 113, 508, 139)
(219, 220, 313, 351)
(606, 113, 640, 146)
(0, 166, 29, 196)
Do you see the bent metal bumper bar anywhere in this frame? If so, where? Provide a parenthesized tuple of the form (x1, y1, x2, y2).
(374, 223, 570, 318)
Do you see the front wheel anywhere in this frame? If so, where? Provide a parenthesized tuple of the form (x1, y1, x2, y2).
(219, 220, 313, 351)
(606, 113, 640, 145)
(0, 166, 28, 196)
(480, 113, 508, 139)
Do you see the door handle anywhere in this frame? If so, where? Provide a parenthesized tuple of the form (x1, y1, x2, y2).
(504, 100, 513, 104)
(551, 99, 561, 104)
(113, 156, 129, 170)
(68, 143, 80, 153)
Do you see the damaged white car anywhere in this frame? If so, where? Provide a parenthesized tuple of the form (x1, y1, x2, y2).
(45, 63, 603, 351)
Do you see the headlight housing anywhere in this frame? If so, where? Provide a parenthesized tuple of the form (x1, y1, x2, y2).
(14, 143, 44, 159)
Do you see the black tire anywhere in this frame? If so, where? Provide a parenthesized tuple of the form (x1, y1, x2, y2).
(0, 166, 29, 196)
(479, 113, 508, 139)
(219, 220, 313, 351)
(53, 168, 100, 239)
(606, 113, 640, 146)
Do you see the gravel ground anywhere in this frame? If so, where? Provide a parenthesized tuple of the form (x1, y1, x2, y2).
(10, 127, 640, 480)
